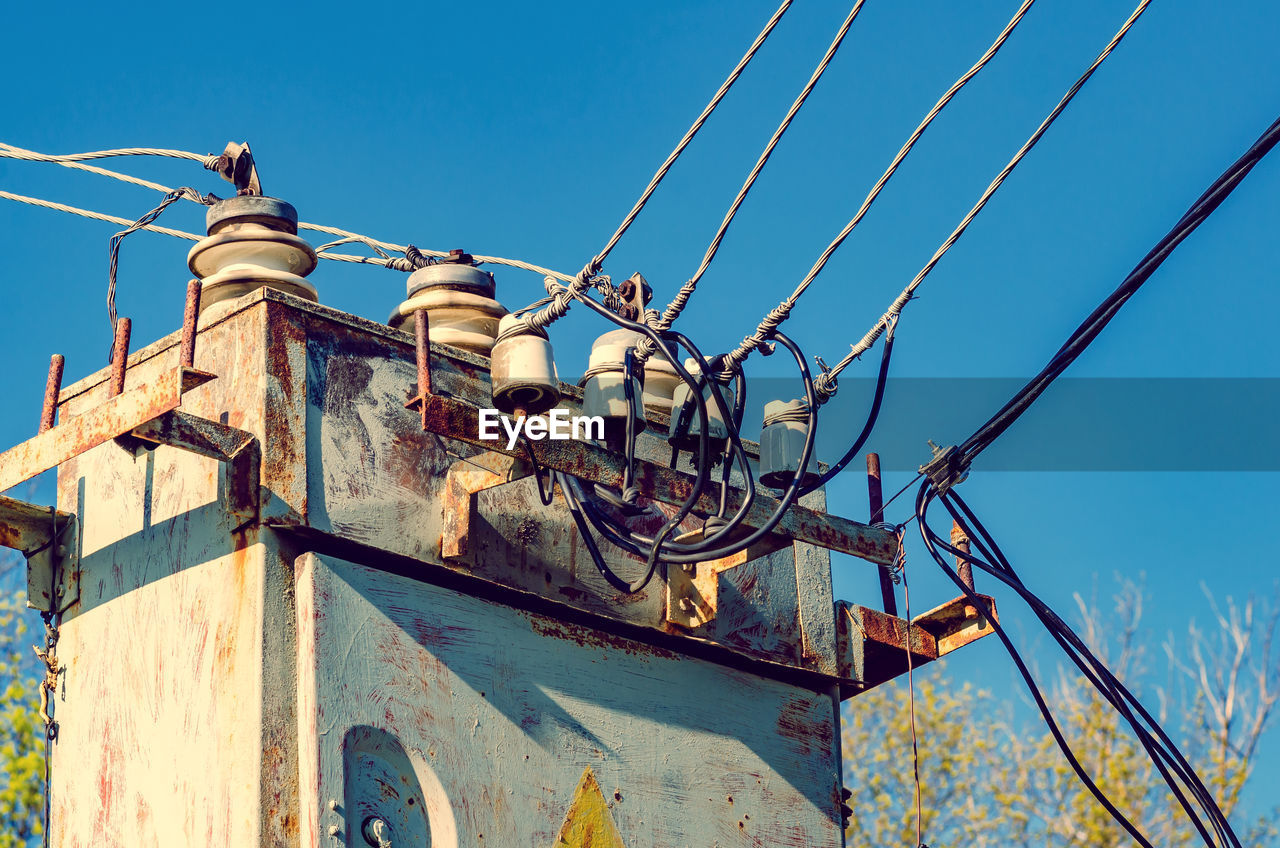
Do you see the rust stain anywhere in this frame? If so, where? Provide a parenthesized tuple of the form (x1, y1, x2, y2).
(775, 699, 830, 759)
(527, 616, 678, 660)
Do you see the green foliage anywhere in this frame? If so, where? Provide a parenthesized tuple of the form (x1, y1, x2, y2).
(0, 582, 43, 847)
(841, 585, 1280, 847)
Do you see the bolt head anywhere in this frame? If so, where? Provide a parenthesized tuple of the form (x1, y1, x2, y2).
(678, 597, 696, 613)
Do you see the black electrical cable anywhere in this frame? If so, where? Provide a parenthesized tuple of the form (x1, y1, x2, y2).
(913, 482, 1158, 848)
(562, 296, 719, 590)
(659, 331, 757, 538)
(956, 114, 1280, 470)
(886, 117, 1280, 842)
(521, 436, 556, 506)
(579, 331, 818, 564)
(576, 337, 781, 562)
(621, 347, 641, 502)
(799, 317, 896, 495)
(574, 381, 756, 563)
(933, 491, 1238, 847)
(928, 515, 1233, 848)
(576, 328, 760, 560)
(557, 470, 633, 594)
(917, 484, 1240, 847)
(546, 287, 807, 577)
(553, 308, 753, 592)
(924, 516, 1227, 848)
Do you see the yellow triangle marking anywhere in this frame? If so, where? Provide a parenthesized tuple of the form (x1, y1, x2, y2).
(551, 767, 627, 848)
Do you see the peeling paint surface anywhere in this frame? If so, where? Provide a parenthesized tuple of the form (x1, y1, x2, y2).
(296, 552, 843, 847)
(51, 308, 274, 847)
(37, 291, 858, 846)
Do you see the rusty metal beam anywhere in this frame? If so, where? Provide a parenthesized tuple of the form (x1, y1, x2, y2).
(409, 393, 896, 566)
(0, 495, 79, 613)
(40, 354, 65, 434)
(0, 367, 216, 495)
(665, 538, 790, 630)
(130, 409, 259, 526)
(836, 594, 998, 697)
(913, 593, 998, 656)
(0, 495, 70, 554)
(440, 451, 531, 564)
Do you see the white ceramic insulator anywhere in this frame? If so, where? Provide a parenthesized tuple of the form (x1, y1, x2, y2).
(585, 329, 679, 412)
(389, 289, 507, 355)
(582, 329, 647, 434)
(758, 398, 816, 489)
(582, 371, 647, 433)
(491, 316, 560, 416)
(640, 355, 680, 413)
(187, 223, 319, 318)
(668, 356, 734, 449)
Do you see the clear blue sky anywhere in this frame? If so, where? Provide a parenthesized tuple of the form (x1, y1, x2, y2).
(3, 0, 1277, 822)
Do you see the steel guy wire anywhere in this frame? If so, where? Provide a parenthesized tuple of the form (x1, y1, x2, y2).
(0, 189, 202, 240)
(0, 141, 584, 283)
(0, 145, 220, 166)
(634, 0, 872, 363)
(719, 0, 1041, 375)
(810, 0, 1153, 397)
(0, 186, 579, 282)
(107, 187, 213, 350)
(0, 142, 201, 195)
(519, 0, 796, 332)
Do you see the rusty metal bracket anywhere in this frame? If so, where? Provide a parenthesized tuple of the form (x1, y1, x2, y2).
(0, 495, 79, 613)
(0, 366, 216, 495)
(440, 450, 532, 565)
(407, 392, 897, 568)
(129, 410, 260, 527)
(835, 593, 998, 697)
(912, 593, 997, 656)
(404, 309, 434, 430)
(664, 536, 790, 630)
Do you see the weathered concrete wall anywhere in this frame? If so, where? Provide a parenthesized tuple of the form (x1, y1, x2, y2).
(43, 289, 850, 846)
(297, 552, 844, 847)
(52, 304, 278, 846)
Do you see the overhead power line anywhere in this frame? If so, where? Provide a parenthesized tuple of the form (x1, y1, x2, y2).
(0, 189, 202, 241)
(718, 0, 1042, 374)
(808, 0, 1153, 396)
(0, 142, 193, 195)
(0, 146, 218, 166)
(952, 110, 1280, 472)
(0, 144, 579, 282)
(917, 487, 1242, 847)
(635, 0, 877, 361)
(519, 0, 800, 331)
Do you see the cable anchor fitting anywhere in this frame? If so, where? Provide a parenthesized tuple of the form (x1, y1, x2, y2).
(919, 440, 969, 495)
(207, 141, 262, 196)
(812, 355, 837, 404)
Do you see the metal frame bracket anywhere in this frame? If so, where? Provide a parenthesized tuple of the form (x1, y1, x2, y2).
(129, 409, 260, 528)
(409, 392, 897, 567)
(664, 537, 789, 630)
(836, 593, 998, 697)
(0, 366, 216, 495)
(0, 495, 80, 613)
(440, 451, 532, 565)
